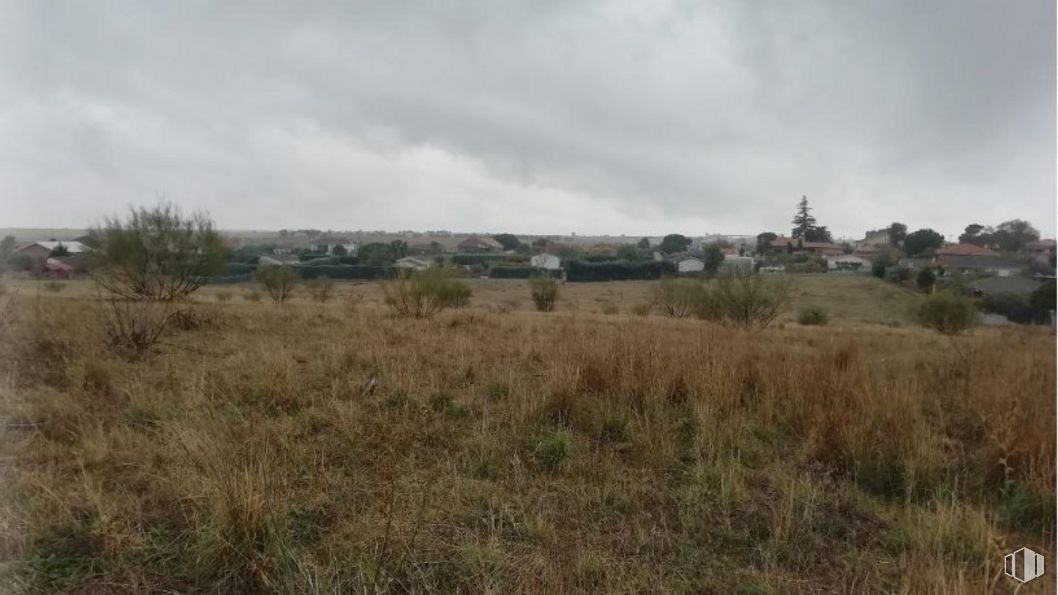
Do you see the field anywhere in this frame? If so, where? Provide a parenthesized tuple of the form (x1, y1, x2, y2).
(0, 276, 1054, 593)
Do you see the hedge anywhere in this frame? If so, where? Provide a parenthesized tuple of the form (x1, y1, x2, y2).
(450, 253, 513, 266)
(206, 273, 254, 284)
(488, 266, 561, 279)
(224, 263, 257, 276)
(566, 260, 675, 282)
(294, 265, 397, 280)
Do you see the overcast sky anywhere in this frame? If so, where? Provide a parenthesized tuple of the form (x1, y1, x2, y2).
(1, 1, 1054, 239)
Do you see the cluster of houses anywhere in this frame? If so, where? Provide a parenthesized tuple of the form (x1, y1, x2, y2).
(10, 239, 90, 278)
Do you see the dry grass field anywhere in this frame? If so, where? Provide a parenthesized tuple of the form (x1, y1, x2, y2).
(0, 276, 1054, 593)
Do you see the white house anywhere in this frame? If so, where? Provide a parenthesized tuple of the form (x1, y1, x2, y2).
(675, 256, 705, 274)
(530, 253, 562, 270)
(395, 256, 432, 270)
(826, 254, 871, 272)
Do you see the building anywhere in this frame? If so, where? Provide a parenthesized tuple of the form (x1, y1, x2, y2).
(942, 255, 1024, 277)
(936, 243, 998, 260)
(1026, 239, 1056, 264)
(967, 276, 1042, 298)
(15, 240, 89, 271)
(530, 253, 562, 271)
(258, 255, 299, 266)
(826, 255, 871, 272)
(674, 256, 705, 274)
(43, 257, 77, 279)
(395, 256, 432, 271)
(768, 237, 842, 256)
(457, 236, 503, 252)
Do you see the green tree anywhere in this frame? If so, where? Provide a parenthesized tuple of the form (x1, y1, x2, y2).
(958, 223, 989, 246)
(887, 222, 907, 246)
(804, 226, 832, 243)
(89, 203, 228, 301)
(791, 196, 817, 240)
(389, 240, 409, 258)
(254, 265, 298, 304)
(1030, 280, 1055, 323)
(659, 234, 692, 255)
(992, 219, 1040, 253)
(915, 268, 936, 292)
(903, 228, 945, 256)
(636, 237, 651, 250)
(701, 244, 724, 275)
(0, 235, 16, 259)
(916, 292, 977, 335)
(756, 232, 777, 252)
(616, 244, 644, 261)
(493, 233, 522, 251)
(331, 244, 348, 256)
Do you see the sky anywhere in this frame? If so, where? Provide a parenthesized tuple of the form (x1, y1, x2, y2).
(1, 1, 1054, 240)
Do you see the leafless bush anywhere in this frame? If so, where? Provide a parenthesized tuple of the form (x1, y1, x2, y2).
(254, 266, 297, 304)
(99, 297, 173, 359)
(530, 277, 559, 312)
(712, 274, 790, 328)
(654, 278, 703, 318)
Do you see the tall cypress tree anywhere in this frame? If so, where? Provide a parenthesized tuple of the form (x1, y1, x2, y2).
(791, 195, 817, 239)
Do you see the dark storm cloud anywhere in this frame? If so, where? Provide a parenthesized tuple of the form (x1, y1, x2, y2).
(1, 0, 1053, 237)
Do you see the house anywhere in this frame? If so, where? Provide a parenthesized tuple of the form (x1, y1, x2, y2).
(936, 243, 998, 261)
(826, 255, 871, 272)
(457, 236, 503, 252)
(530, 253, 562, 271)
(395, 256, 432, 271)
(942, 255, 1024, 277)
(586, 243, 620, 257)
(16, 240, 88, 271)
(673, 256, 705, 274)
(768, 237, 842, 256)
(408, 242, 444, 256)
(853, 243, 886, 257)
(1026, 239, 1056, 264)
(721, 247, 740, 257)
(898, 257, 933, 271)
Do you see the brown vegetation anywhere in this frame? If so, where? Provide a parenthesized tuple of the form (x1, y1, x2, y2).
(0, 280, 1053, 593)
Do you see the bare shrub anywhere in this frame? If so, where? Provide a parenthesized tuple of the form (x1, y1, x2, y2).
(0, 288, 15, 340)
(89, 203, 228, 301)
(98, 297, 172, 359)
(712, 274, 789, 328)
(654, 278, 703, 318)
(43, 281, 67, 293)
(916, 291, 978, 335)
(254, 266, 298, 304)
(798, 306, 829, 326)
(306, 276, 336, 303)
(530, 277, 559, 312)
(383, 269, 472, 318)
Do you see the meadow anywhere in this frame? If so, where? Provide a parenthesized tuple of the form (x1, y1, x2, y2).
(0, 276, 1054, 593)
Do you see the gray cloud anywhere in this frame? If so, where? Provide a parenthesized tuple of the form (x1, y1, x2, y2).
(1, 0, 1053, 238)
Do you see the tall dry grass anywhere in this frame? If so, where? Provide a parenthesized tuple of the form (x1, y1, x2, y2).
(0, 293, 1053, 593)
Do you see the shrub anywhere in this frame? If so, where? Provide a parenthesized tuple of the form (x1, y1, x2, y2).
(295, 265, 396, 280)
(490, 266, 556, 279)
(712, 274, 789, 329)
(534, 432, 570, 472)
(43, 281, 66, 293)
(871, 261, 887, 279)
(654, 278, 703, 318)
(254, 266, 297, 304)
(98, 298, 172, 360)
(306, 276, 336, 303)
(530, 277, 559, 312)
(215, 291, 232, 302)
(916, 268, 936, 292)
(383, 269, 472, 318)
(1030, 280, 1055, 323)
(916, 292, 977, 335)
(89, 203, 228, 301)
(981, 293, 1035, 324)
(798, 306, 829, 326)
(243, 289, 262, 302)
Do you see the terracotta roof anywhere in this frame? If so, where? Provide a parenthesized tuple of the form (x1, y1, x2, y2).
(936, 243, 997, 256)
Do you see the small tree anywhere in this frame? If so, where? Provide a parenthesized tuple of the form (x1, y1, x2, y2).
(255, 265, 298, 304)
(530, 277, 559, 312)
(89, 204, 228, 301)
(915, 268, 936, 292)
(701, 244, 725, 276)
(916, 292, 977, 335)
(791, 196, 817, 240)
(756, 232, 778, 253)
(331, 244, 348, 256)
(887, 223, 907, 246)
(493, 233, 522, 251)
(636, 237, 651, 250)
(654, 278, 703, 318)
(1030, 280, 1056, 323)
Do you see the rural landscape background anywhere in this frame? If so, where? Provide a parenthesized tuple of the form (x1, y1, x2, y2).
(2, 1, 1056, 593)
